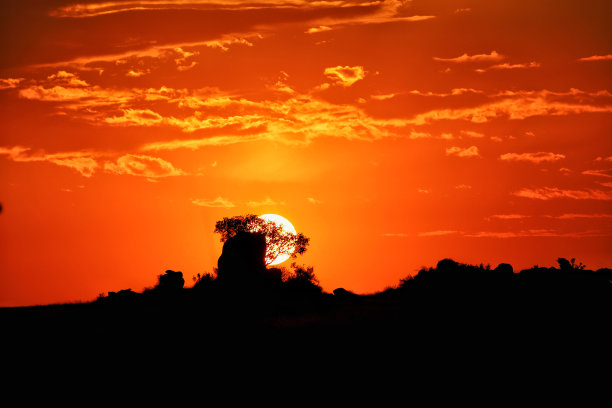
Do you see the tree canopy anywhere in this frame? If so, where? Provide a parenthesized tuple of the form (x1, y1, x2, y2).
(214, 214, 310, 265)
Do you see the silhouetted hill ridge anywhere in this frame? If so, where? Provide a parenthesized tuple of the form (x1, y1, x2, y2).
(1, 257, 608, 344)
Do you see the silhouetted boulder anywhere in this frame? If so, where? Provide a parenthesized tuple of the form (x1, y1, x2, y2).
(216, 231, 275, 287)
(156, 270, 185, 291)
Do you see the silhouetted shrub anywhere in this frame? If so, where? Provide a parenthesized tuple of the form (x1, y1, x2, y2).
(101, 288, 139, 302)
(494, 263, 513, 276)
(557, 257, 585, 271)
(192, 271, 216, 290)
(395, 258, 517, 301)
(284, 264, 322, 295)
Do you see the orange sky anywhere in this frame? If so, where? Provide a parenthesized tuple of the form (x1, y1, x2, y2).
(1, 0, 611, 306)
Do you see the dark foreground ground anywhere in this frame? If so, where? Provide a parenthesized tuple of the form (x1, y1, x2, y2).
(2, 264, 610, 402)
(2, 259, 609, 357)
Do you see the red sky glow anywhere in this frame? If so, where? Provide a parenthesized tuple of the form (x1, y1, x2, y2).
(1, 0, 611, 306)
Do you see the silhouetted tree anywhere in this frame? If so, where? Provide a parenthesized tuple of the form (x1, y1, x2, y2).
(214, 214, 310, 265)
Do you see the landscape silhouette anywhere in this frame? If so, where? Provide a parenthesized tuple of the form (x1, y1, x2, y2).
(2, 215, 609, 355)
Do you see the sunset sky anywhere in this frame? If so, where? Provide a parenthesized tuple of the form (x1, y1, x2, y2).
(1, 0, 611, 306)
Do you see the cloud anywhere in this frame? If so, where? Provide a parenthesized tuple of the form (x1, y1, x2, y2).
(499, 152, 565, 163)
(486, 214, 529, 220)
(454, 184, 472, 190)
(47, 71, 89, 87)
(20, 85, 96, 102)
(143, 135, 263, 151)
(391, 227, 610, 239)
(371, 93, 395, 101)
(307, 197, 323, 204)
(476, 62, 540, 72)
(16, 67, 610, 152)
(105, 109, 165, 127)
(32, 34, 260, 71)
(324, 66, 366, 87)
(126, 69, 149, 77)
(513, 187, 612, 200)
(300, 0, 435, 32)
(48, 156, 99, 177)
(246, 197, 285, 207)
(446, 146, 480, 158)
(104, 154, 185, 178)
(464, 229, 612, 238)
(49, 0, 312, 17)
(0, 146, 98, 177)
(408, 88, 483, 97)
(409, 93, 612, 125)
(408, 131, 432, 139)
(49, 0, 436, 40)
(552, 213, 612, 219)
(582, 169, 612, 178)
(191, 197, 235, 208)
(49, 0, 375, 18)
(433, 50, 504, 63)
(18, 71, 135, 106)
(200, 36, 256, 52)
(138, 90, 412, 148)
(418, 230, 458, 237)
(578, 54, 612, 62)
(464, 230, 561, 238)
(306, 26, 332, 34)
(0, 78, 24, 90)
(461, 130, 485, 138)
(269, 71, 296, 94)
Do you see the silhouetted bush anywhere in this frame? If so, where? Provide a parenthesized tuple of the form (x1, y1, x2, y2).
(494, 263, 513, 276)
(98, 288, 140, 303)
(557, 257, 585, 271)
(192, 271, 217, 290)
(283, 264, 322, 295)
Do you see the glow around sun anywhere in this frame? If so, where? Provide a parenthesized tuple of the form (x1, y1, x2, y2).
(258, 214, 297, 265)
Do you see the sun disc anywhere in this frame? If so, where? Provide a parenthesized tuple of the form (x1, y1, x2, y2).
(258, 214, 297, 265)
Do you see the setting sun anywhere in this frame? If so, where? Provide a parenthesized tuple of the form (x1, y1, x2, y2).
(258, 214, 297, 265)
